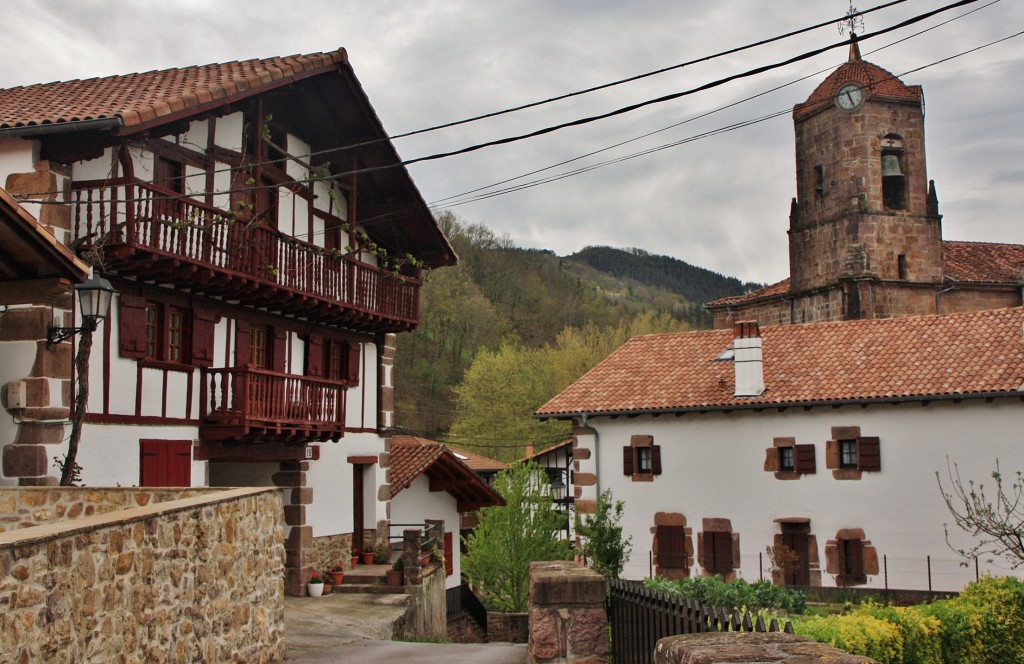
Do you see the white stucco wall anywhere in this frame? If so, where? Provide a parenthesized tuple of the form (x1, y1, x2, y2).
(390, 474, 462, 589)
(75, 423, 205, 487)
(305, 432, 387, 538)
(0, 139, 34, 187)
(582, 398, 1024, 590)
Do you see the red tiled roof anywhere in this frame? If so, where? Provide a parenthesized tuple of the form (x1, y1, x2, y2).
(520, 440, 573, 463)
(706, 241, 1024, 309)
(537, 307, 1024, 416)
(794, 52, 921, 120)
(447, 446, 507, 473)
(0, 187, 91, 290)
(0, 51, 345, 130)
(388, 436, 505, 510)
(943, 241, 1024, 284)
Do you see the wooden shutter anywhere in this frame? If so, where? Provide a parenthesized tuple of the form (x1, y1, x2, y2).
(444, 531, 454, 577)
(711, 531, 733, 574)
(306, 334, 324, 377)
(651, 445, 662, 475)
(235, 321, 251, 366)
(656, 525, 687, 569)
(857, 437, 881, 471)
(192, 309, 218, 367)
(344, 342, 361, 384)
(140, 440, 192, 487)
(271, 328, 288, 373)
(845, 539, 865, 577)
(781, 533, 810, 585)
(119, 295, 148, 358)
(795, 444, 816, 474)
(622, 447, 634, 475)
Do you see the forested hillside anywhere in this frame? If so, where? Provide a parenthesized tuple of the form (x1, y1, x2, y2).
(392, 212, 756, 460)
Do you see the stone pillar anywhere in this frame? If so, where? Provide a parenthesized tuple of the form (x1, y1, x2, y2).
(274, 461, 311, 596)
(571, 425, 598, 519)
(528, 561, 609, 664)
(378, 333, 397, 430)
(403, 528, 423, 585)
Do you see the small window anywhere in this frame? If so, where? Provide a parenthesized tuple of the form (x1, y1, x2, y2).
(144, 304, 159, 359)
(839, 439, 858, 469)
(623, 435, 661, 480)
(326, 340, 345, 380)
(814, 165, 824, 198)
(779, 447, 795, 472)
(250, 325, 270, 369)
(137, 301, 190, 364)
(897, 254, 908, 280)
(636, 447, 652, 473)
(840, 538, 865, 578)
(167, 308, 186, 362)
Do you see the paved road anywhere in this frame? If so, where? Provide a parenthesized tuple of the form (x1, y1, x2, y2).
(283, 592, 527, 663)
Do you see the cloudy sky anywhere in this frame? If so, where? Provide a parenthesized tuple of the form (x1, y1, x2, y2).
(2, 0, 1022, 282)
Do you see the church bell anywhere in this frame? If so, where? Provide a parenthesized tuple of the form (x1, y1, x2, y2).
(881, 154, 903, 178)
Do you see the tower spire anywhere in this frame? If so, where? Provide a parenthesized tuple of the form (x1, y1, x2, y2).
(839, 1, 865, 61)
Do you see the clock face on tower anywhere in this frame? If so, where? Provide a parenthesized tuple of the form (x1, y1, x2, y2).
(836, 83, 864, 110)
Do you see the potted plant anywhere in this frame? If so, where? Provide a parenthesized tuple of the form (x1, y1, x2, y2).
(374, 541, 391, 565)
(386, 557, 404, 587)
(307, 571, 324, 597)
(350, 549, 359, 569)
(361, 545, 375, 565)
(321, 570, 333, 594)
(329, 563, 345, 586)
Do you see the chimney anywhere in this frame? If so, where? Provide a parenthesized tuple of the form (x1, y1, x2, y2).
(733, 321, 764, 397)
(525, 444, 535, 458)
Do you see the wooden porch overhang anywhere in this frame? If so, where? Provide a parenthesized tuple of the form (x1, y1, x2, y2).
(72, 178, 422, 333)
(199, 366, 349, 445)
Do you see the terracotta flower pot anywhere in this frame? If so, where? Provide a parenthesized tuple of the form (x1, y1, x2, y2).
(330, 571, 344, 585)
(386, 569, 404, 587)
(361, 552, 375, 565)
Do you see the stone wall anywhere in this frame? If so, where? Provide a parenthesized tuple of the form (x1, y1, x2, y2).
(653, 632, 877, 663)
(307, 532, 354, 575)
(528, 560, 609, 663)
(0, 486, 285, 663)
(394, 559, 447, 640)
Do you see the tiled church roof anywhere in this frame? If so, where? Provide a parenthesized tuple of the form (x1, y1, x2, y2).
(0, 51, 345, 130)
(536, 306, 1024, 416)
(794, 45, 921, 120)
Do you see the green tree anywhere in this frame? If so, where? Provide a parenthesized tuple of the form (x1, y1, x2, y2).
(576, 490, 632, 579)
(462, 462, 571, 611)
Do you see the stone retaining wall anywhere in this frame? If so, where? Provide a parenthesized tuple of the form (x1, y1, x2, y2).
(654, 632, 878, 663)
(0, 486, 285, 663)
(307, 532, 354, 575)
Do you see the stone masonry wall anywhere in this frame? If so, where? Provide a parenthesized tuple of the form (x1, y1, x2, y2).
(0, 487, 285, 663)
(654, 632, 877, 663)
(528, 560, 610, 664)
(0, 487, 222, 533)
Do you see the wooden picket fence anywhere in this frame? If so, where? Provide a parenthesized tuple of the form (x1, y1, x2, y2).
(608, 578, 793, 664)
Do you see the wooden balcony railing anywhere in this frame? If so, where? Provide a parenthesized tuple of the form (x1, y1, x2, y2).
(71, 178, 422, 331)
(199, 366, 348, 443)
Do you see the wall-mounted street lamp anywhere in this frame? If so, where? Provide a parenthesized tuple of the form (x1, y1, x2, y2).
(549, 472, 567, 502)
(47, 274, 117, 347)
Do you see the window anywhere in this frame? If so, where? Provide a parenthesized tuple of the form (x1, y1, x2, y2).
(841, 538, 864, 578)
(326, 340, 345, 380)
(167, 308, 185, 362)
(124, 298, 191, 364)
(827, 427, 881, 476)
(250, 324, 269, 369)
(623, 435, 661, 481)
(881, 135, 906, 210)
(825, 529, 876, 585)
(779, 446, 795, 472)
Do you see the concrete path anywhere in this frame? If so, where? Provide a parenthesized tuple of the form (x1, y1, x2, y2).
(283, 591, 527, 663)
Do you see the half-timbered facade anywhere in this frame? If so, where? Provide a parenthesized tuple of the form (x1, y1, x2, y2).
(0, 49, 455, 594)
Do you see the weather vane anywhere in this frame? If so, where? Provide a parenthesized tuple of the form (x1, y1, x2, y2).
(839, 1, 865, 38)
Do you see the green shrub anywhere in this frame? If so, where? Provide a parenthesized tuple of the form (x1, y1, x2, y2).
(644, 575, 806, 614)
(792, 612, 903, 662)
(856, 603, 942, 664)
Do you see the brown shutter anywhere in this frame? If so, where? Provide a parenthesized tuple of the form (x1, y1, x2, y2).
(846, 539, 865, 577)
(306, 334, 324, 377)
(345, 342, 361, 384)
(119, 295, 148, 358)
(795, 444, 816, 474)
(271, 328, 288, 373)
(235, 321, 251, 366)
(622, 447, 634, 475)
(824, 440, 840, 469)
(713, 532, 733, 574)
(857, 437, 881, 471)
(192, 309, 218, 367)
(651, 445, 662, 475)
(656, 525, 687, 569)
(764, 448, 780, 472)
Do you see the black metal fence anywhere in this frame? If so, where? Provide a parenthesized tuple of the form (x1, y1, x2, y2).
(446, 583, 488, 633)
(608, 578, 793, 664)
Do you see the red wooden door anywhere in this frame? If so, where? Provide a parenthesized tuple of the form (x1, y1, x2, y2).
(140, 439, 192, 487)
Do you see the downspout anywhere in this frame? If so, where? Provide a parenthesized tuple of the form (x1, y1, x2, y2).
(935, 277, 957, 315)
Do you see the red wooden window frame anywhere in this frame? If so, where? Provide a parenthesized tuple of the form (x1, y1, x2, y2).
(622, 439, 661, 478)
(250, 325, 269, 369)
(444, 532, 454, 577)
(122, 296, 192, 364)
(140, 439, 192, 487)
(144, 303, 159, 359)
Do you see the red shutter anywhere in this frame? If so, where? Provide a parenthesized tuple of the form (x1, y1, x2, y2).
(306, 334, 324, 377)
(192, 309, 218, 367)
(140, 440, 191, 487)
(271, 328, 288, 373)
(857, 437, 881, 471)
(651, 445, 662, 475)
(444, 531, 454, 577)
(795, 444, 816, 474)
(657, 525, 687, 569)
(622, 447, 634, 475)
(235, 321, 251, 366)
(345, 342, 361, 384)
(119, 295, 148, 358)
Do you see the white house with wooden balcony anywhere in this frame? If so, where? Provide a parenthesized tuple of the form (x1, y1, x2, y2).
(0, 49, 456, 594)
